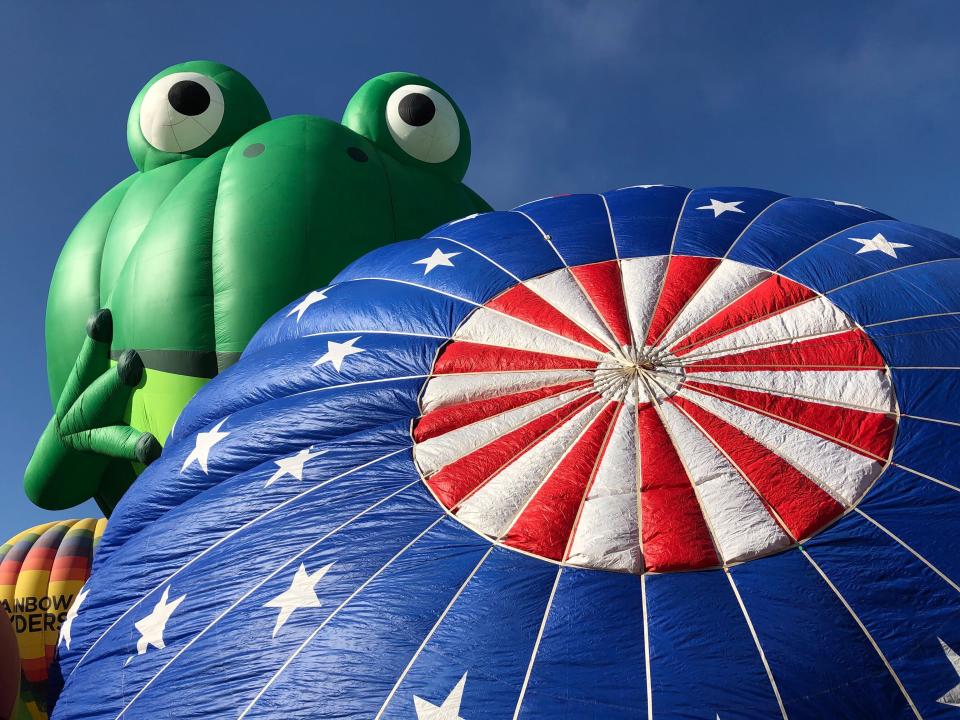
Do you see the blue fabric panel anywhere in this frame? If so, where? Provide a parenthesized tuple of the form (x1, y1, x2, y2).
(518, 567, 647, 719)
(865, 316, 960, 370)
(422, 210, 565, 282)
(645, 569, 783, 719)
(890, 417, 960, 491)
(782, 220, 960, 293)
(730, 548, 915, 719)
(516, 194, 617, 266)
(331, 236, 518, 305)
(247, 277, 472, 357)
(860, 465, 960, 588)
(890, 368, 960, 422)
(244, 516, 490, 719)
(672, 186, 785, 258)
(381, 547, 558, 720)
(805, 512, 960, 719)
(602, 185, 689, 259)
(825, 258, 960, 328)
(727, 197, 892, 270)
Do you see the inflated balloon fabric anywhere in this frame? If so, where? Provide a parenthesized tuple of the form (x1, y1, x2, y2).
(0, 520, 105, 720)
(55, 187, 960, 718)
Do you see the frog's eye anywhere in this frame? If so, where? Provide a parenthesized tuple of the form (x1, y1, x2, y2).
(385, 84, 460, 164)
(139, 72, 225, 152)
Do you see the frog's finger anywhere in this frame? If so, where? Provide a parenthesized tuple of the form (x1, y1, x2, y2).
(55, 309, 113, 420)
(62, 424, 160, 465)
(59, 349, 144, 436)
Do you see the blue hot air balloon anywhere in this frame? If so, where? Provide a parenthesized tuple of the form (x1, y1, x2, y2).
(53, 187, 960, 719)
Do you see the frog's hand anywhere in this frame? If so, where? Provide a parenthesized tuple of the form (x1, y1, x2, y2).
(24, 310, 161, 515)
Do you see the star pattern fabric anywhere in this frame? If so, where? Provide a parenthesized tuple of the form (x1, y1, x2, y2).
(180, 418, 229, 473)
(414, 673, 468, 720)
(938, 638, 960, 707)
(314, 337, 365, 371)
(414, 249, 461, 274)
(265, 562, 334, 637)
(850, 233, 911, 258)
(287, 289, 329, 321)
(265, 448, 326, 487)
(134, 587, 186, 655)
(59, 586, 89, 650)
(696, 198, 744, 217)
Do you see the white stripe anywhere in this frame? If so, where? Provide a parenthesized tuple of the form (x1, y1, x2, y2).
(512, 567, 563, 720)
(114, 479, 423, 718)
(677, 388, 880, 505)
(372, 547, 494, 719)
(682, 296, 854, 362)
(454, 306, 607, 361)
(659, 403, 791, 563)
(420, 370, 593, 414)
(525, 270, 620, 350)
(659, 260, 769, 349)
(620, 256, 669, 348)
(455, 399, 603, 535)
(237, 517, 446, 718)
(414, 387, 591, 476)
(69, 447, 408, 676)
(566, 404, 643, 573)
(686, 369, 896, 414)
(800, 548, 922, 720)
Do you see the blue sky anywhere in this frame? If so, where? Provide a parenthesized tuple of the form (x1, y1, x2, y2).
(2, 0, 960, 540)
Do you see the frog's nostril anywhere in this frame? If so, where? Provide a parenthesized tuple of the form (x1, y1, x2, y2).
(398, 93, 436, 127)
(168, 80, 211, 116)
(346, 146, 368, 163)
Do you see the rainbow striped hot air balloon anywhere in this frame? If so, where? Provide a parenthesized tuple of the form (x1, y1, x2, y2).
(0, 519, 105, 720)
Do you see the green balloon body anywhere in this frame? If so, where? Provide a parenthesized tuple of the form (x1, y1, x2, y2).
(27, 61, 489, 514)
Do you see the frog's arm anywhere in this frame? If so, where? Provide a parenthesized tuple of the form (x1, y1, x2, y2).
(26, 310, 161, 514)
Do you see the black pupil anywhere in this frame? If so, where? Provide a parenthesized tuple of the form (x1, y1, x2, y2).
(398, 93, 436, 127)
(168, 80, 211, 116)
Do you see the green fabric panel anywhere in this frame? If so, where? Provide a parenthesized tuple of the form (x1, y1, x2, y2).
(44, 176, 136, 403)
(122, 364, 208, 444)
(210, 115, 396, 355)
(111, 151, 226, 355)
(98, 159, 201, 304)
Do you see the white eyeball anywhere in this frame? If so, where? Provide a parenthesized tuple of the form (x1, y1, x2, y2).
(139, 72, 225, 152)
(385, 84, 460, 163)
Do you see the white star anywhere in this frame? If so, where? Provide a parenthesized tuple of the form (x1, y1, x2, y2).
(265, 448, 326, 487)
(624, 183, 664, 189)
(414, 248, 461, 275)
(181, 418, 230, 474)
(938, 638, 960, 706)
(831, 199, 869, 210)
(134, 587, 186, 655)
(59, 586, 89, 650)
(850, 233, 911, 258)
(265, 562, 333, 637)
(447, 213, 479, 225)
(414, 673, 468, 720)
(313, 337, 365, 371)
(696, 198, 745, 217)
(287, 289, 329, 322)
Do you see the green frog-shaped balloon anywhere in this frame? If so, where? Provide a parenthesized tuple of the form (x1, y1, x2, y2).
(26, 60, 489, 514)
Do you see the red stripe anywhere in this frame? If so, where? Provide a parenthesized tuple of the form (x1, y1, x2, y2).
(414, 380, 592, 442)
(671, 274, 817, 355)
(684, 380, 896, 458)
(427, 394, 600, 508)
(645, 256, 721, 345)
(638, 405, 718, 571)
(503, 402, 620, 560)
(569, 261, 632, 347)
(486, 284, 609, 352)
(686, 329, 886, 371)
(671, 395, 843, 538)
(433, 341, 598, 375)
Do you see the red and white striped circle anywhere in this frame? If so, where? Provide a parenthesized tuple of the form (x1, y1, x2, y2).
(412, 256, 898, 573)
